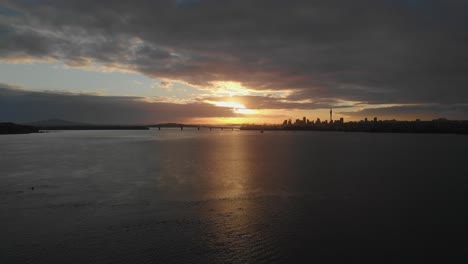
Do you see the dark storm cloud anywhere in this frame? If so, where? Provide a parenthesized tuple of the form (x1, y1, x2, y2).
(1, 0, 468, 116)
(339, 104, 468, 121)
(0, 84, 236, 124)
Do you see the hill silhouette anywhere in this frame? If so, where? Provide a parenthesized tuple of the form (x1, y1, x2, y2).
(23, 119, 91, 127)
(0, 123, 39, 134)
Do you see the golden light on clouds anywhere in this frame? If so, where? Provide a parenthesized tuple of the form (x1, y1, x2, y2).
(233, 108, 256, 115)
(208, 81, 293, 98)
(211, 81, 252, 96)
(212, 101, 246, 109)
(190, 117, 260, 125)
(210, 101, 257, 115)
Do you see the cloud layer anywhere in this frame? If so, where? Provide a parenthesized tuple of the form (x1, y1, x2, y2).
(0, 84, 237, 124)
(1, 0, 468, 121)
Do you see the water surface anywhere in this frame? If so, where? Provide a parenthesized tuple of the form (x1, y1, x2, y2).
(1, 130, 468, 263)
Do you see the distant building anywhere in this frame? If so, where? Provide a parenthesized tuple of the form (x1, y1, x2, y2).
(316, 118, 321, 124)
(373, 117, 378, 122)
(288, 119, 292, 125)
(365, 117, 368, 122)
(283, 120, 288, 125)
(330, 108, 333, 123)
(340, 117, 344, 124)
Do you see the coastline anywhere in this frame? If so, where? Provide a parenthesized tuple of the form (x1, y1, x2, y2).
(0, 123, 39, 135)
(240, 120, 468, 134)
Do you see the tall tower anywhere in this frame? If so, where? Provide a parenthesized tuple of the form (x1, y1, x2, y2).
(330, 108, 333, 122)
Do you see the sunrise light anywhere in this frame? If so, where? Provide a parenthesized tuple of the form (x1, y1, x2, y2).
(212, 101, 246, 109)
(210, 101, 256, 116)
(211, 81, 253, 96)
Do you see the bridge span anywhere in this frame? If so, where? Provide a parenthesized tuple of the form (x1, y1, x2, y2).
(148, 124, 240, 131)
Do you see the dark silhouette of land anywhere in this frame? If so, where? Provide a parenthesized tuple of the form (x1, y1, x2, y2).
(3, 117, 468, 134)
(34, 124, 150, 131)
(0, 119, 238, 134)
(241, 118, 468, 134)
(30, 121, 237, 131)
(21, 119, 149, 131)
(0, 123, 39, 134)
(24, 119, 91, 127)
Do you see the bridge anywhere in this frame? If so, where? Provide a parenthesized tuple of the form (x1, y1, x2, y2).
(148, 123, 240, 131)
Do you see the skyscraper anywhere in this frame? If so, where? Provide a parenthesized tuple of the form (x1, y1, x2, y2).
(330, 108, 333, 122)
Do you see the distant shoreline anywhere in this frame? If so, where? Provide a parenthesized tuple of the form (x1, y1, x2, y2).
(3, 120, 468, 135)
(0, 123, 39, 135)
(240, 120, 468, 135)
(0, 123, 150, 134)
(36, 125, 150, 131)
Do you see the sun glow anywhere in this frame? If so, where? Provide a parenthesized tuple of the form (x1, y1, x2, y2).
(211, 101, 257, 115)
(233, 108, 255, 114)
(213, 101, 246, 109)
(211, 81, 252, 96)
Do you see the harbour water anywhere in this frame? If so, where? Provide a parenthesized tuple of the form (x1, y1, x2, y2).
(1, 130, 468, 263)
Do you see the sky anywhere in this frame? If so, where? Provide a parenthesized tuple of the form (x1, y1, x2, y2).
(1, 0, 467, 124)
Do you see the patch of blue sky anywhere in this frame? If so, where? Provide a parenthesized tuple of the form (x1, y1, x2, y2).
(0, 61, 203, 99)
(0, 6, 21, 16)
